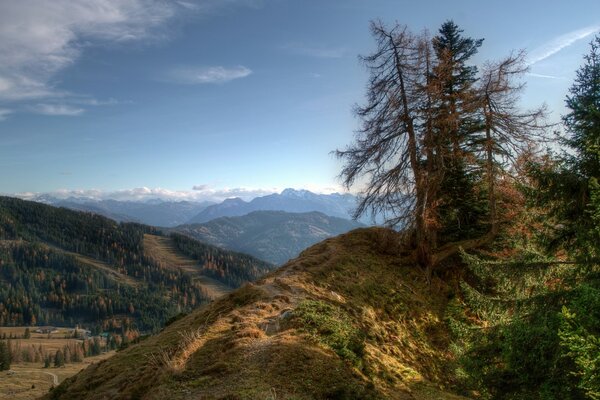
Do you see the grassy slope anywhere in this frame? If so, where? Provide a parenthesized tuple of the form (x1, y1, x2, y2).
(142, 234, 232, 299)
(44, 228, 467, 400)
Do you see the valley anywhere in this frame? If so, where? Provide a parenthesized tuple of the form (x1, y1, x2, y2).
(0, 326, 115, 400)
(0, 197, 273, 333)
(173, 210, 364, 264)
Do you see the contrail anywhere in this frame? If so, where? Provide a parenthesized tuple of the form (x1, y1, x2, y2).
(528, 24, 600, 66)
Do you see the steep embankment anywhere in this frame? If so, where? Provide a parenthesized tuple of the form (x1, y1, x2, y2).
(45, 228, 465, 400)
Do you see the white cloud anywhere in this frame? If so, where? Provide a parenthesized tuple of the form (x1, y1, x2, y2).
(0, 109, 13, 121)
(15, 186, 278, 203)
(281, 43, 347, 59)
(166, 66, 253, 84)
(528, 25, 600, 66)
(0, 1, 180, 103)
(31, 104, 85, 116)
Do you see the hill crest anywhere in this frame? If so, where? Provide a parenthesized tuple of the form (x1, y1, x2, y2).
(45, 228, 465, 400)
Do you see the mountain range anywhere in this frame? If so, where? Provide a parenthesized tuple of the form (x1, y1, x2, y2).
(38, 197, 215, 227)
(27, 189, 373, 227)
(187, 188, 369, 224)
(173, 210, 364, 264)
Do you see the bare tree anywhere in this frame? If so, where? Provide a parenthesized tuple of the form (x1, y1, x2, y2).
(478, 51, 549, 233)
(336, 21, 435, 266)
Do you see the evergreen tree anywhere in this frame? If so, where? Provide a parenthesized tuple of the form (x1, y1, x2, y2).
(0, 341, 10, 371)
(431, 21, 486, 241)
(337, 20, 543, 269)
(529, 35, 600, 258)
(54, 349, 65, 367)
(564, 35, 600, 179)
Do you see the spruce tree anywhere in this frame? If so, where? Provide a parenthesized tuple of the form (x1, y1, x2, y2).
(431, 20, 486, 241)
(532, 35, 600, 257)
(54, 349, 65, 367)
(564, 34, 600, 179)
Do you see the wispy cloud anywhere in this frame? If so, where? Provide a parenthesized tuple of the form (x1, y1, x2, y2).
(281, 43, 347, 59)
(0, 1, 180, 104)
(165, 66, 253, 84)
(528, 24, 600, 65)
(0, 1, 261, 111)
(526, 72, 567, 80)
(0, 109, 13, 121)
(31, 104, 85, 116)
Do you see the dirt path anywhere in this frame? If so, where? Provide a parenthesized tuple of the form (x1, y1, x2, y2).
(9, 369, 59, 385)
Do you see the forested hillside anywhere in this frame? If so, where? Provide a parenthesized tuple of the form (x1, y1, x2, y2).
(174, 210, 363, 264)
(0, 197, 273, 332)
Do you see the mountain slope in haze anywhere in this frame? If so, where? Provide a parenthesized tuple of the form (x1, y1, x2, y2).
(174, 210, 364, 264)
(45, 228, 465, 400)
(187, 188, 372, 224)
(0, 197, 273, 331)
(35, 197, 215, 227)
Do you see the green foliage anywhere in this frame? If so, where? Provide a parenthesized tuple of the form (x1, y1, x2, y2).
(448, 248, 600, 399)
(527, 35, 600, 257)
(292, 300, 365, 367)
(558, 304, 600, 400)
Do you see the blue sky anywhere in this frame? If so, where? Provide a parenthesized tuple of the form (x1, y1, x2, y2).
(1, 0, 599, 202)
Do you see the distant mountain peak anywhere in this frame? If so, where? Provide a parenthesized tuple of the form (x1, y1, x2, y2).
(281, 188, 311, 196)
(222, 197, 247, 205)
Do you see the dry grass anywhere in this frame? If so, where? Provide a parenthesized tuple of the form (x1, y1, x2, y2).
(0, 353, 115, 400)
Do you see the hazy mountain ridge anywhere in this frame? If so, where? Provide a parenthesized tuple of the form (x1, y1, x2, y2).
(31, 196, 215, 227)
(25, 189, 373, 227)
(187, 189, 371, 224)
(174, 210, 364, 264)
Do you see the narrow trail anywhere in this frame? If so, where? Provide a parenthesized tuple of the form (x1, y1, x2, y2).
(11, 370, 59, 385)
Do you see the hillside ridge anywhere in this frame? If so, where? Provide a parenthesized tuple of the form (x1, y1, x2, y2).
(44, 228, 466, 400)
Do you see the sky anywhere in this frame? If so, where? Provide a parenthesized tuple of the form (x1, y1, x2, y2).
(1, 0, 599, 202)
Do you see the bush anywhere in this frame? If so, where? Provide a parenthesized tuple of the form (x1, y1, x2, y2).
(292, 300, 365, 367)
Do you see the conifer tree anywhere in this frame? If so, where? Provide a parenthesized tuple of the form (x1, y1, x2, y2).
(530, 35, 600, 257)
(0, 341, 10, 371)
(337, 20, 545, 269)
(431, 21, 486, 241)
(54, 349, 65, 367)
